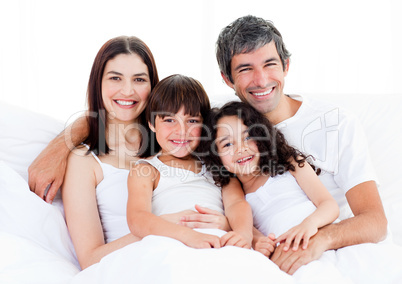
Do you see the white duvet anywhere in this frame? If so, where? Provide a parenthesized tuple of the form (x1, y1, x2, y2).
(2, 96, 402, 283)
(1, 161, 402, 284)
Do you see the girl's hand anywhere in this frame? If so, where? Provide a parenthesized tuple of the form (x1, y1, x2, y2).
(254, 233, 276, 257)
(178, 205, 231, 231)
(275, 220, 318, 251)
(182, 230, 222, 249)
(220, 231, 252, 249)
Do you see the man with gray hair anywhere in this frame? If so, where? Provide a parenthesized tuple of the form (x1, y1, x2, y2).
(216, 15, 387, 274)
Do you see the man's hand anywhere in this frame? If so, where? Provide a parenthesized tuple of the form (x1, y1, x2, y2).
(178, 205, 231, 231)
(270, 230, 328, 275)
(28, 137, 69, 203)
(28, 115, 88, 204)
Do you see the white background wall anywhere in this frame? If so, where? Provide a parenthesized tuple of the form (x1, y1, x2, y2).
(1, 0, 401, 122)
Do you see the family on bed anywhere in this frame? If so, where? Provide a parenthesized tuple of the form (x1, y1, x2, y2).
(27, 15, 401, 281)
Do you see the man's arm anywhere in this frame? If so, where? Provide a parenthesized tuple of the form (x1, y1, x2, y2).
(28, 116, 89, 203)
(270, 180, 387, 274)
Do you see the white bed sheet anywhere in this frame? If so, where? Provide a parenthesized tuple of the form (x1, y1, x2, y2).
(1, 96, 402, 283)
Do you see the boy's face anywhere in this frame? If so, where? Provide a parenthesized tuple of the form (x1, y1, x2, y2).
(149, 106, 203, 158)
(222, 41, 289, 116)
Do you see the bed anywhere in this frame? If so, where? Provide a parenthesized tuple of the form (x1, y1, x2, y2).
(1, 93, 402, 284)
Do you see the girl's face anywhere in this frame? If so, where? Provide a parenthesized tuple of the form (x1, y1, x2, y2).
(150, 106, 203, 158)
(215, 115, 260, 176)
(101, 53, 151, 124)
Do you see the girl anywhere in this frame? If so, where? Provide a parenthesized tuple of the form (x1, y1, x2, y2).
(202, 101, 339, 255)
(127, 74, 253, 249)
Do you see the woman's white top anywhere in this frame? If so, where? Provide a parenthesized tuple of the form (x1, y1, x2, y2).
(87, 149, 131, 243)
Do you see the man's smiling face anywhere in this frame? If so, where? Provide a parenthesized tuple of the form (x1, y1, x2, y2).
(224, 41, 289, 116)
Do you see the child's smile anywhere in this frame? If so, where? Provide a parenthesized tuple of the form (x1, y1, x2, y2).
(150, 106, 203, 158)
(215, 115, 260, 176)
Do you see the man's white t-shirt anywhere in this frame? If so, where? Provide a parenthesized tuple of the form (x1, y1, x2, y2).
(276, 95, 378, 219)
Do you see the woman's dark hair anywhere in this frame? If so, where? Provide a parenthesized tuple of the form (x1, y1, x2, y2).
(145, 74, 211, 156)
(84, 36, 159, 157)
(201, 101, 319, 187)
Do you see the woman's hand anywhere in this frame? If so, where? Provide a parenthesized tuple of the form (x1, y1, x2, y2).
(177, 205, 231, 231)
(160, 210, 197, 224)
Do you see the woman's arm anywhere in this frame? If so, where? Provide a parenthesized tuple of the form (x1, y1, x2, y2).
(29, 115, 88, 203)
(220, 178, 253, 248)
(275, 160, 339, 251)
(176, 205, 231, 231)
(127, 164, 221, 249)
(62, 148, 139, 270)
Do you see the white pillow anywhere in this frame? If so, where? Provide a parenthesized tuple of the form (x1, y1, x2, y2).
(0, 161, 79, 268)
(0, 101, 64, 181)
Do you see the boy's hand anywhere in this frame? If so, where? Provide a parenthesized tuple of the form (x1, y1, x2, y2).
(182, 230, 221, 249)
(220, 231, 252, 249)
(254, 233, 276, 257)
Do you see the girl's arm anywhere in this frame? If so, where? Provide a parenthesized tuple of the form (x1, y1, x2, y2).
(220, 177, 253, 248)
(126, 164, 221, 249)
(276, 159, 339, 251)
(62, 148, 139, 270)
(252, 227, 276, 257)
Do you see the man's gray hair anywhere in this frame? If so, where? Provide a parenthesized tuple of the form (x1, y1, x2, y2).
(216, 15, 291, 83)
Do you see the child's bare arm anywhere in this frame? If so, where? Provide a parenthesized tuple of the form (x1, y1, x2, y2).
(276, 159, 339, 251)
(220, 178, 253, 248)
(127, 164, 221, 249)
(253, 228, 276, 257)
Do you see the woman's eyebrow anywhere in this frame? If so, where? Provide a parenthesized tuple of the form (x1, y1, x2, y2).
(106, 71, 149, 77)
(133, 72, 149, 77)
(106, 71, 123, 75)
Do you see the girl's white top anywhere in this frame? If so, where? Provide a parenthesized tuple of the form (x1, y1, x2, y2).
(246, 171, 317, 237)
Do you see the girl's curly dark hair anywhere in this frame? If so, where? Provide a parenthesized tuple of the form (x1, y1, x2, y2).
(198, 101, 320, 187)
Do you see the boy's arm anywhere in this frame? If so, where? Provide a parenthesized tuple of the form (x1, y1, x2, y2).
(28, 116, 88, 203)
(127, 164, 221, 249)
(220, 178, 253, 248)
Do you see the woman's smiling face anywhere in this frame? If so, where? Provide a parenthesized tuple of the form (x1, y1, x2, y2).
(101, 53, 151, 124)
